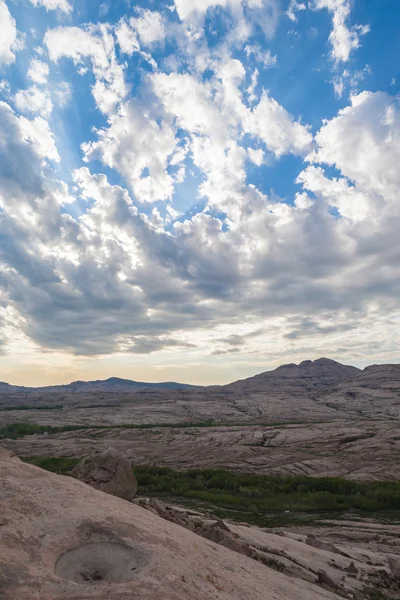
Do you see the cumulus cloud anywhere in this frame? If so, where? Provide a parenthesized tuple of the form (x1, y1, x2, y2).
(29, 0, 72, 14)
(115, 20, 140, 55)
(250, 92, 313, 156)
(45, 25, 127, 114)
(0, 0, 18, 66)
(14, 86, 53, 118)
(131, 9, 166, 46)
(27, 58, 50, 84)
(313, 0, 370, 63)
(82, 99, 179, 203)
(308, 91, 400, 210)
(174, 0, 280, 41)
(18, 114, 60, 163)
(1, 1, 400, 373)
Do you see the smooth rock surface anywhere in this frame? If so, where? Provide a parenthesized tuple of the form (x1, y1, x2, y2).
(0, 449, 342, 600)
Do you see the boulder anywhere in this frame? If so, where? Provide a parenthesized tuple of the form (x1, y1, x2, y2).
(71, 448, 137, 501)
(388, 556, 400, 578)
(347, 561, 358, 575)
(317, 570, 337, 591)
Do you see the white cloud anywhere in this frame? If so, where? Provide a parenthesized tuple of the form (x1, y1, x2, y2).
(297, 165, 383, 221)
(153, 72, 225, 140)
(14, 86, 53, 118)
(131, 9, 165, 47)
(174, 0, 236, 23)
(115, 20, 140, 55)
(248, 147, 264, 165)
(82, 99, 178, 203)
(29, 0, 72, 14)
(174, 0, 279, 41)
(18, 115, 60, 163)
(52, 81, 72, 107)
(250, 91, 313, 156)
(0, 0, 18, 66)
(286, 0, 306, 22)
(309, 91, 400, 209)
(244, 45, 276, 68)
(27, 59, 49, 84)
(45, 25, 127, 114)
(313, 0, 370, 63)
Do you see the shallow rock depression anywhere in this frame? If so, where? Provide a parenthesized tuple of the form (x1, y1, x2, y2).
(55, 542, 142, 584)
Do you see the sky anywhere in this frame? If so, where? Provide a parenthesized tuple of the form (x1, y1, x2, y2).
(0, 0, 399, 386)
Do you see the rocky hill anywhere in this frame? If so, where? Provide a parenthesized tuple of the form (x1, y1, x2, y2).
(219, 357, 361, 394)
(0, 447, 345, 600)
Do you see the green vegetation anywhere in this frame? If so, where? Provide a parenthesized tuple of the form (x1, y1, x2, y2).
(21, 459, 400, 525)
(0, 419, 309, 439)
(23, 456, 79, 474)
(133, 466, 400, 514)
(0, 423, 91, 439)
(0, 404, 63, 411)
(0, 421, 217, 439)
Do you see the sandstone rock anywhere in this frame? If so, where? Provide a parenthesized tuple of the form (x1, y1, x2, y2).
(388, 556, 400, 578)
(0, 449, 343, 600)
(71, 448, 137, 501)
(219, 535, 254, 558)
(347, 561, 358, 575)
(306, 535, 341, 554)
(317, 570, 337, 591)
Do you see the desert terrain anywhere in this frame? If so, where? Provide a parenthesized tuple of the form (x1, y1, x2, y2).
(2, 358, 400, 480)
(2, 358, 400, 600)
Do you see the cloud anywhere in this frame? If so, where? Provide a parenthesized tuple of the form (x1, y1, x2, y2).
(27, 59, 50, 84)
(313, 0, 370, 63)
(29, 0, 72, 14)
(174, 0, 280, 41)
(131, 9, 166, 47)
(45, 25, 127, 114)
(244, 45, 276, 68)
(1, 1, 400, 373)
(250, 91, 313, 156)
(82, 98, 179, 203)
(18, 115, 60, 163)
(286, 0, 306, 22)
(0, 0, 18, 66)
(1, 88, 400, 362)
(14, 86, 53, 118)
(115, 20, 140, 55)
(308, 91, 400, 211)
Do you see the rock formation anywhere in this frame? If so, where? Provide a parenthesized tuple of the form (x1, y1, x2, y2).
(0, 448, 343, 600)
(71, 448, 137, 501)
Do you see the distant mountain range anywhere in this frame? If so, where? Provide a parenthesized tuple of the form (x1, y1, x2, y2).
(1, 357, 399, 395)
(0, 377, 200, 394)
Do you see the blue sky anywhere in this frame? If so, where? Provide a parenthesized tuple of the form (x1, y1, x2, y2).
(0, 0, 400, 385)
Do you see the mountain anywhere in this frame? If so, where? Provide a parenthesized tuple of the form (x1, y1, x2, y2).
(219, 357, 361, 394)
(55, 377, 200, 392)
(0, 377, 200, 396)
(0, 358, 366, 396)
